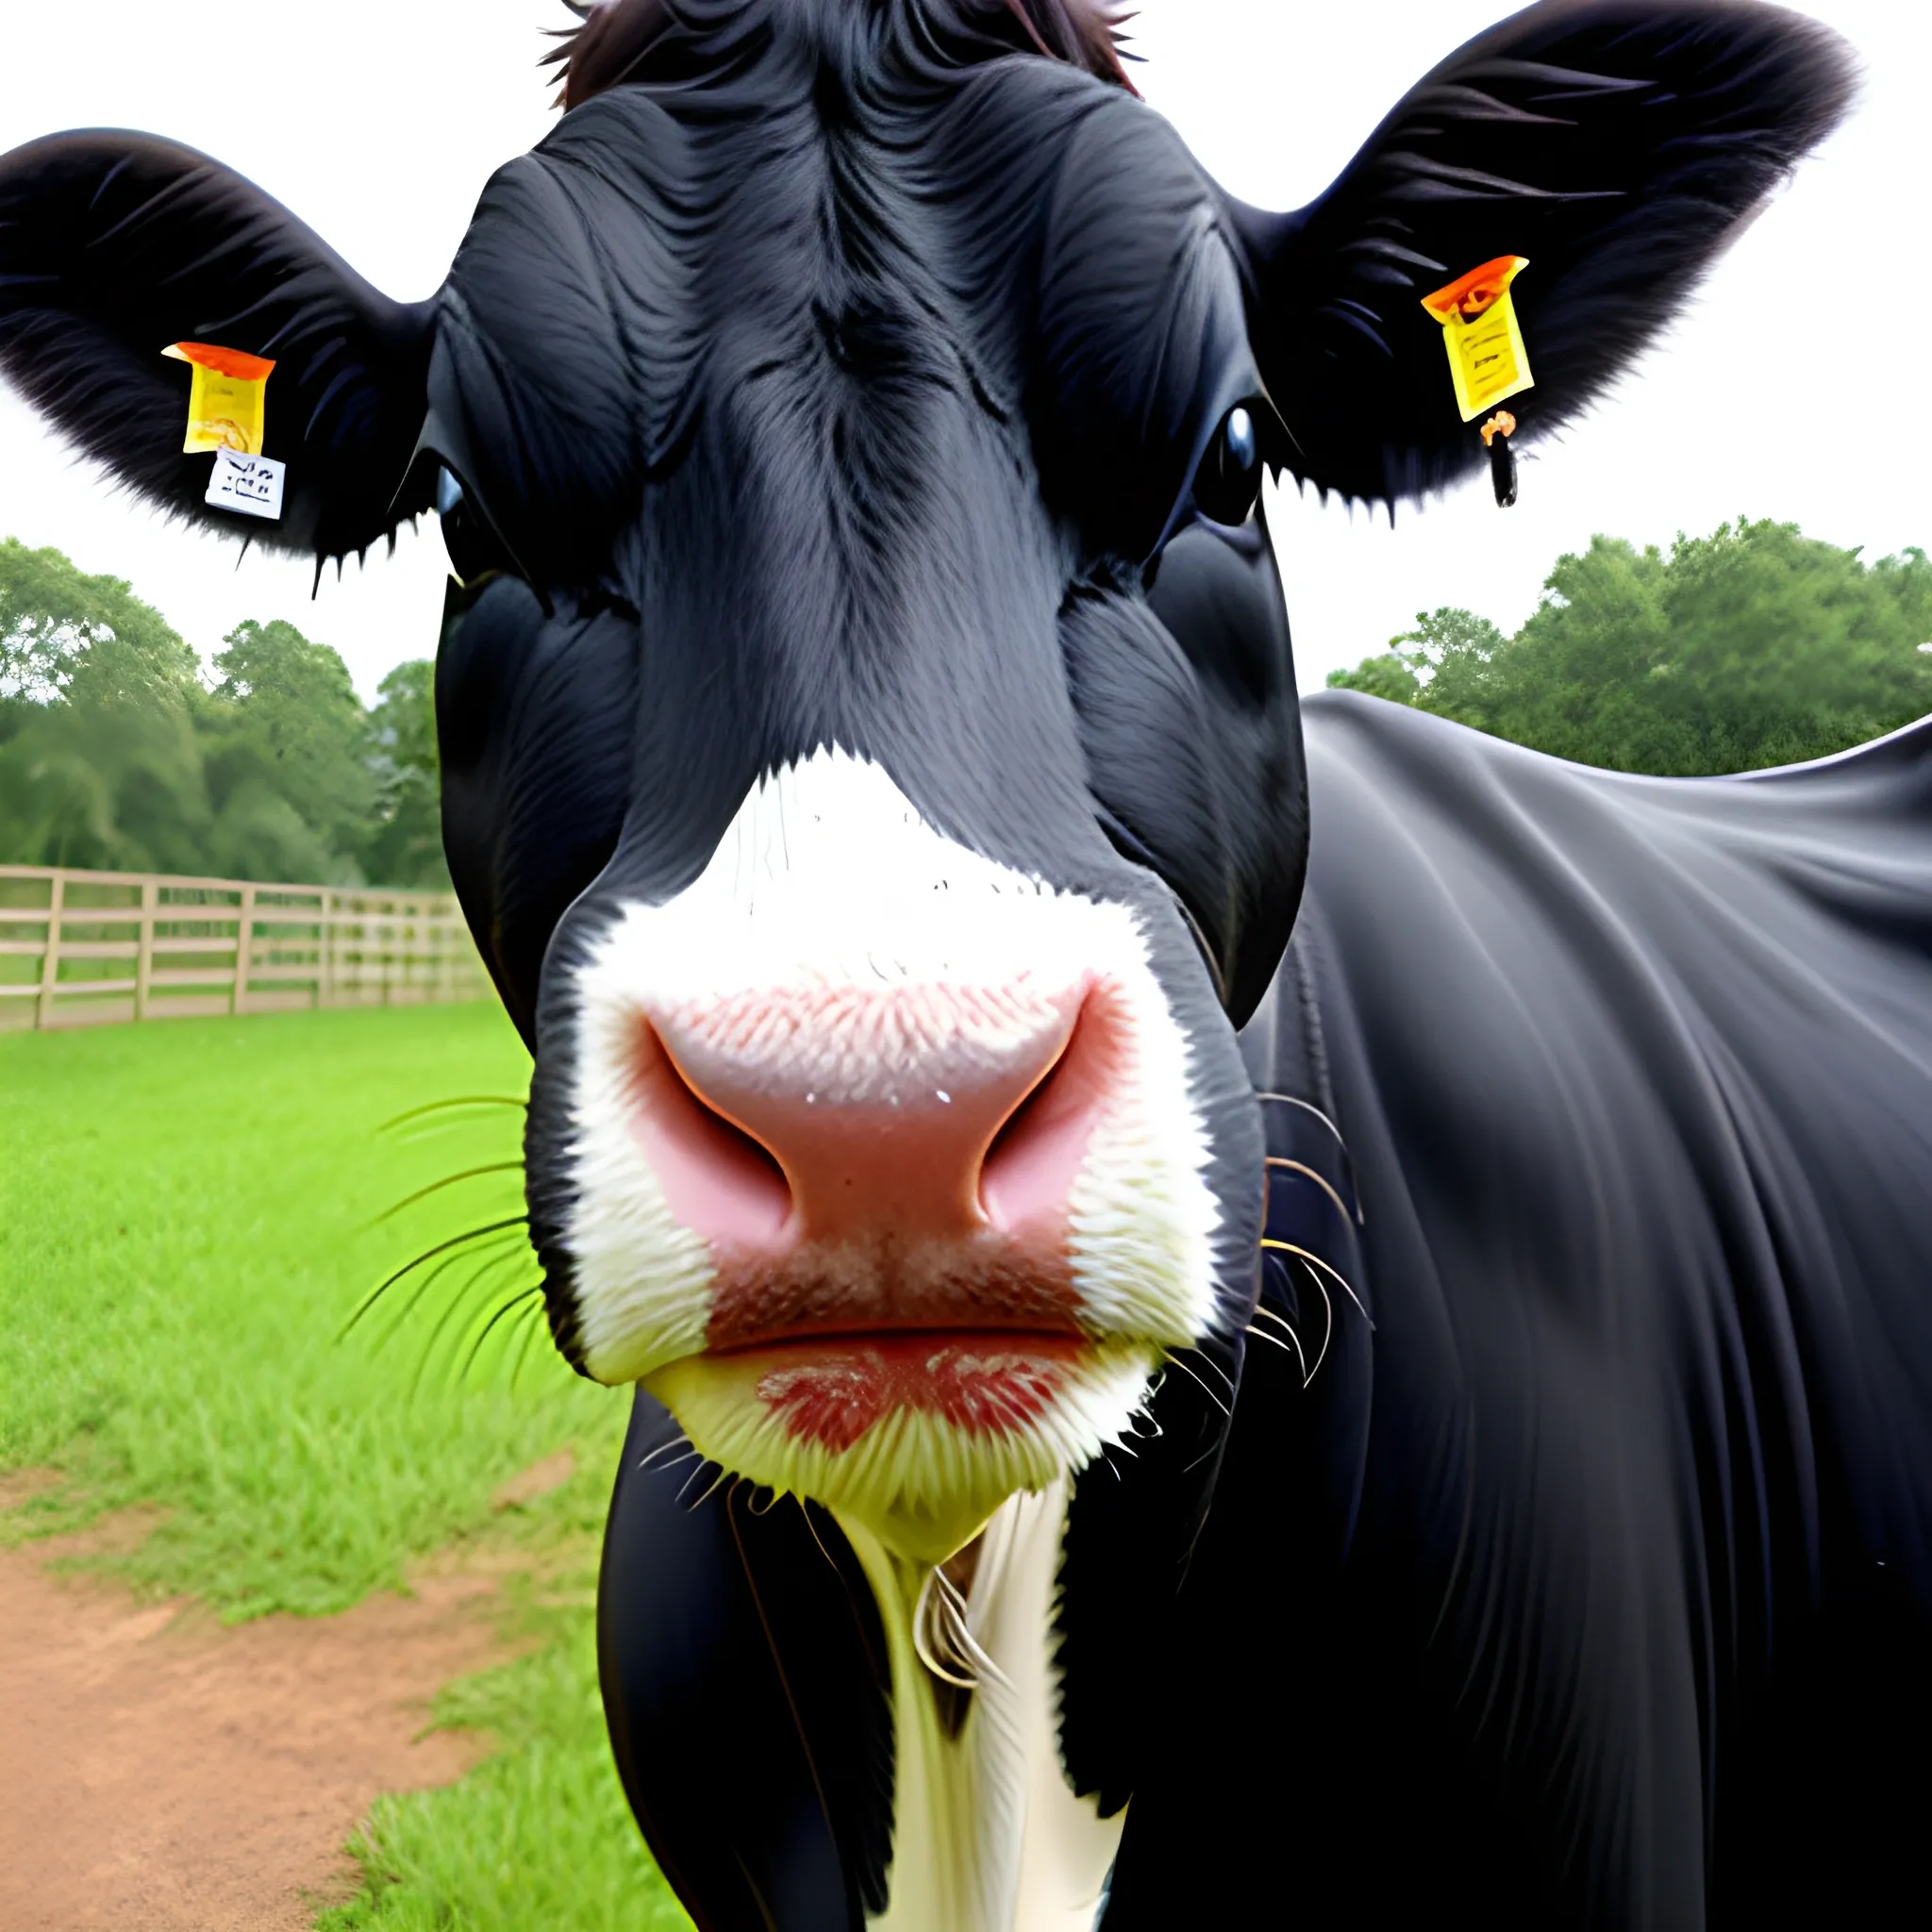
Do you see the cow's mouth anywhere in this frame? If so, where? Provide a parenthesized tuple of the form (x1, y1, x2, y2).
(712, 1327, 1091, 1450)
(645, 1328, 1158, 1565)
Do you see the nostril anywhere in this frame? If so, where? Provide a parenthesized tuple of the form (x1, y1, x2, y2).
(978, 991, 1119, 1235)
(630, 1021, 794, 1248)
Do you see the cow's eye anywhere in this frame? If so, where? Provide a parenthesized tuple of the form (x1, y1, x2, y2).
(436, 465, 522, 588)
(1193, 405, 1262, 527)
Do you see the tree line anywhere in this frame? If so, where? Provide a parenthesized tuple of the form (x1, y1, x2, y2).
(0, 539, 444, 887)
(1329, 519, 1932, 774)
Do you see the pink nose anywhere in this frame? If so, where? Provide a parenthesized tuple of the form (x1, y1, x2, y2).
(627, 979, 1114, 1254)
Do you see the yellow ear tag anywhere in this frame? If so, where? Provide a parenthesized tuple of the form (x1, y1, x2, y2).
(1420, 258, 1532, 423)
(160, 341, 275, 455)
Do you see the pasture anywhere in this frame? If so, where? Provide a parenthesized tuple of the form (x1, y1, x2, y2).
(0, 1003, 691, 1928)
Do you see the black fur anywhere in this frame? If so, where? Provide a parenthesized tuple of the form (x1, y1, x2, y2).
(436, 575, 639, 1043)
(1234, 0, 1857, 506)
(0, 5, 1896, 1926)
(1102, 702, 1932, 1927)
(0, 132, 434, 559)
(600, 1393, 896, 1928)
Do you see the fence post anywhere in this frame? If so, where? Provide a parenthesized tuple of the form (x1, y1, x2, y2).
(135, 878, 158, 1022)
(34, 871, 65, 1030)
(231, 884, 256, 1015)
(317, 890, 333, 1008)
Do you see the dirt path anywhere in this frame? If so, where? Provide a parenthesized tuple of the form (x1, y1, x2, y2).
(0, 1489, 508, 1932)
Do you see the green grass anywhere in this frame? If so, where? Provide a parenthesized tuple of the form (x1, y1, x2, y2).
(316, 1559, 689, 1932)
(0, 1004, 691, 1929)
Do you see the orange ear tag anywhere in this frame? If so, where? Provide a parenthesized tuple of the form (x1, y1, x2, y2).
(161, 341, 275, 454)
(1420, 258, 1532, 423)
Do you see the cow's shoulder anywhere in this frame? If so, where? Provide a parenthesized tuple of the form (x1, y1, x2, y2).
(1195, 693, 1932, 1924)
(1289, 691, 1932, 1554)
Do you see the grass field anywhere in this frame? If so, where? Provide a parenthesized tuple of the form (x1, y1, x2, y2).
(0, 1003, 692, 1929)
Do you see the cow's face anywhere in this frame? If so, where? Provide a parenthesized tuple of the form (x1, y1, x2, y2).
(427, 27, 1298, 1559)
(0, 0, 1850, 1564)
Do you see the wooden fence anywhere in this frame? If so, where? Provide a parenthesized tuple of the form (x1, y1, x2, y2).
(0, 864, 490, 1031)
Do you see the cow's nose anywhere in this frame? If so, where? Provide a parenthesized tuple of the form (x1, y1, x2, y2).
(629, 981, 1109, 1251)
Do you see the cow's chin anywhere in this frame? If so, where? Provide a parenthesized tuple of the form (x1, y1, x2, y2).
(644, 1335, 1157, 1565)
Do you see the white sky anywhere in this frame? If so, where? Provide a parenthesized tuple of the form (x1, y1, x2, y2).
(0, 0, 1924, 699)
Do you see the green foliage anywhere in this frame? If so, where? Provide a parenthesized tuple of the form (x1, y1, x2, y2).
(1325, 650, 1421, 705)
(1328, 521, 1932, 774)
(0, 535, 201, 707)
(203, 619, 377, 877)
(364, 659, 450, 891)
(0, 538, 449, 885)
(0, 539, 216, 873)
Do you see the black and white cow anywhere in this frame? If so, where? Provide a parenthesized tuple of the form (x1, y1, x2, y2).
(6, 2, 1927, 1925)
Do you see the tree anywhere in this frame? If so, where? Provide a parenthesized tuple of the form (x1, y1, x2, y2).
(1327, 522, 1932, 775)
(362, 658, 449, 889)
(0, 543, 461, 884)
(1, 536, 200, 707)
(0, 540, 214, 872)
(201, 619, 374, 882)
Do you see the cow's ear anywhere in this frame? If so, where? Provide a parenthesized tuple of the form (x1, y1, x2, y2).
(0, 132, 437, 562)
(1231, 1, 1854, 508)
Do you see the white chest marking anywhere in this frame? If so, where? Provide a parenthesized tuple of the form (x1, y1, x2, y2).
(840, 1481, 1124, 1932)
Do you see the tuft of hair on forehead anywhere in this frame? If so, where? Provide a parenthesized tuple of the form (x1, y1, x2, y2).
(543, 0, 1132, 111)
(543, 0, 666, 108)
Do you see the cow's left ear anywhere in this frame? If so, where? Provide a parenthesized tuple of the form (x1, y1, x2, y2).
(1228, 0, 1854, 507)
(0, 132, 437, 562)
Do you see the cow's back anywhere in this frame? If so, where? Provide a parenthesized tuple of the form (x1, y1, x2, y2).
(1109, 694, 1932, 1929)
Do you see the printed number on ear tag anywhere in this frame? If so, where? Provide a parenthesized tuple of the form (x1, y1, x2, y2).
(207, 448, 286, 521)
(1421, 258, 1533, 423)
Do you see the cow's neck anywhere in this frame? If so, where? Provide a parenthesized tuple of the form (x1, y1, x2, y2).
(836, 1481, 1124, 1932)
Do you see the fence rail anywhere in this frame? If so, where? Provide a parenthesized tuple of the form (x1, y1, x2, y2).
(0, 864, 490, 1031)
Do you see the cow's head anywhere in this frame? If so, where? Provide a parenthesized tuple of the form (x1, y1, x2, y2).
(0, 0, 1849, 1567)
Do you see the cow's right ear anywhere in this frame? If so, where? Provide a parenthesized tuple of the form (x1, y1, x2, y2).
(0, 132, 437, 563)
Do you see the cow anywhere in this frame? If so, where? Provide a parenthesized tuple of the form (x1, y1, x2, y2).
(5, 1, 1925, 1925)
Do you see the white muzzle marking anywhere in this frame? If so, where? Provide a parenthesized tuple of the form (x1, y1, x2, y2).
(561, 748, 1219, 1557)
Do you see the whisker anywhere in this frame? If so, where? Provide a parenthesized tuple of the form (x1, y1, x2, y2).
(378, 1095, 529, 1134)
(1264, 1156, 1357, 1233)
(357, 1225, 528, 1351)
(1261, 1237, 1371, 1324)
(644, 1445, 704, 1487)
(408, 1247, 534, 1402)
(637, 1432, 700, 1475)
(458, 1284, 545, 1385)
(1297, 1258, 1334, 1384)
(508, 1292, 549, 1392)
(1255, 1091, 1345, 1147)
(1160, 1348, 1232, 1421)
(1247, 1308, 1309, 1385)
(680, 1464, 734, 1510)
(1174, 1341, 1236, 1399)
(795, 1497, 845, 1574)
(368, 1161, 527, 1227)
(1257, 1092, 1364, 1223)
(340, 1216, 530, 1338)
